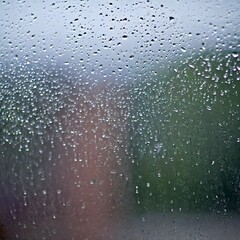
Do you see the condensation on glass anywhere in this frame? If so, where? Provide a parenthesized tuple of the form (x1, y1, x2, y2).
(0, 1, 239, 239)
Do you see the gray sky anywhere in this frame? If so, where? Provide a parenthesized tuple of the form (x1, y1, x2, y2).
(0, 0, 239, 80)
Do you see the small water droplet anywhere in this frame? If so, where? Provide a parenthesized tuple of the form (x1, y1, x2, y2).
(181, 47, 186, 52)
(90, 179, 97, 185)
(232, 52, 239, 58)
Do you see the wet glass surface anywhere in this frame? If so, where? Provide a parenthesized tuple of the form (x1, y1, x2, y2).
(0, 1, 240, 239)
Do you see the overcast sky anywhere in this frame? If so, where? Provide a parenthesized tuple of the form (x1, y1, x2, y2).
(0, 0, 239, 79)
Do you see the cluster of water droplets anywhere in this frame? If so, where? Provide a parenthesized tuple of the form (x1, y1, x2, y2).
(0, 0, 239, 239)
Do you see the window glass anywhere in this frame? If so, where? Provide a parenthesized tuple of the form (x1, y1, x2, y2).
(0, 1, 239, 239)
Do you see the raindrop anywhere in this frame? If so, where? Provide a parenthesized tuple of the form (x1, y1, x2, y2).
(181, 47, 187, 52)
(90, 179, 97, 185)
(232, 52, 239, 58)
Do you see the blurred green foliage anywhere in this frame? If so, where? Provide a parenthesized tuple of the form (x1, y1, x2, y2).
(130, 51, 240, 213)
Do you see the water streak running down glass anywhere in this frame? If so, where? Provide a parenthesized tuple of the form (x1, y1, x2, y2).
(0, 1, 240, 239)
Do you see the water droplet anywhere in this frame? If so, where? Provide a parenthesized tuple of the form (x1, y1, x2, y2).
(90, 179, 97, 185)
(181, 47, 187, 52)
(155, 143, 163, 153)
(232, 52, 239, 58)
